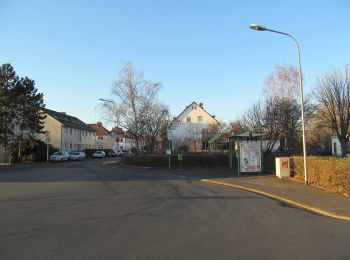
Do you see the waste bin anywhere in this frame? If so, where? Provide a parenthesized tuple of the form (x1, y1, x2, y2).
(275, 157, 290, 178)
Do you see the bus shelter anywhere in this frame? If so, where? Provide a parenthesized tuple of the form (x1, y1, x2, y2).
(229, 132, 264, 175)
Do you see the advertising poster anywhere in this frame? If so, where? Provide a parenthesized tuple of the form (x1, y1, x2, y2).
(240, 142, 261, 173)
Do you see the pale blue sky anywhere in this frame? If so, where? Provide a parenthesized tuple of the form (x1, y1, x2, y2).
(1, 1, 349, 126)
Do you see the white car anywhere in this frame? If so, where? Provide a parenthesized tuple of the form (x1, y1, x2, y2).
(92, 151, 105, 158)
(69, 151, 86, 161)
(50, 151, 69, 162)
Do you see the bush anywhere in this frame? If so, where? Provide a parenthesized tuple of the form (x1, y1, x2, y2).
(121, 153, 229, 168)
(290, 156, 350, 196)
(84, 148, 112, 157)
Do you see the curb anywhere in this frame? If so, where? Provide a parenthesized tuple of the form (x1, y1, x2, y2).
(172, 174, 350, 222)
(200, 179, 350, 222)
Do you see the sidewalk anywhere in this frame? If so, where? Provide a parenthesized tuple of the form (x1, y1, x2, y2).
(171, 169, 350, 221)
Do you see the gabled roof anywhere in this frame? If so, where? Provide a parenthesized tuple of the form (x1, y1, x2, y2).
(43, 108, 95, 132)
(111, 126, 124, 136)
(172, 101, 220, 125)
(89, 123, 111, 136)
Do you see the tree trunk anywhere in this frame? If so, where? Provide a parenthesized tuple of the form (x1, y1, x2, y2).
(339, 137, 348, 157)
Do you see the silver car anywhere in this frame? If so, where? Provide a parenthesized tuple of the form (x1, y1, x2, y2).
(50, 151, 69, 162)
(69, 151, 86, 161)
(92, 151, 105, 158)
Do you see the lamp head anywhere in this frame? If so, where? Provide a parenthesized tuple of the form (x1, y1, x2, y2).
(249, 24, 266, 31)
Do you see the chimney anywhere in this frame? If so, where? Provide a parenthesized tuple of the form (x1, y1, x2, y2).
(199, 102, 204, 108)
(97, 122, 103, 126)
(61, 112, 66, 115)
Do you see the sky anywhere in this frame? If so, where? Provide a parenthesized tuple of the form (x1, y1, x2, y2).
(1, 0, 349, 128)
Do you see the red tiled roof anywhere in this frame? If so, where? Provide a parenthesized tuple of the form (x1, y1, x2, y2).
(88, 123, 111, 136)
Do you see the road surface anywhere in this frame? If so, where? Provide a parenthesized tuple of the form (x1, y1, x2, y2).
(0, 160, 349, 259)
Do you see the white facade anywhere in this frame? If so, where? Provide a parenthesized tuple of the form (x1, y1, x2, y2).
(89, 123, 115, 150)
(171, 102, 219, 151)
(96, 135, 115, 150)
(116, 136, 134, 151)
(331, 136, 342, 156)
(39, 110, 96, 152)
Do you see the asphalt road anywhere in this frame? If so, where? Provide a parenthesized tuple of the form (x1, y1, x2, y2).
(0, 160, 349, 259)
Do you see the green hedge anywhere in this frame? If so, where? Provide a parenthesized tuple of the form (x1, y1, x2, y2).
(290, 156, 350, 196)
(121, 153, 229, 168)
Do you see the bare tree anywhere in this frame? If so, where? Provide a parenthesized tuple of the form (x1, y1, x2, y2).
(242, 102, 264, 133)
(264, 64, 300, 99)
(102, 62, 169, 154)
(314, 65, 350, 157)
(227, 119, 248, 136)
(141, 102, 170, 153)
(240, 97, 308, 152)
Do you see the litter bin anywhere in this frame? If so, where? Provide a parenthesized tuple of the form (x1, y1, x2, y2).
(275, 157, 290, 178)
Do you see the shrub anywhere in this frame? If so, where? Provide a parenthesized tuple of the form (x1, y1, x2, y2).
(290, 156, 350, 196)
(121, 153, 229, 168)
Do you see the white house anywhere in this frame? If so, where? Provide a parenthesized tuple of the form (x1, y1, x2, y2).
(40, 108, 96, 152)
(89, 122, 115, 150)
(111, 127, 135, 152)
(171, 102, 220, 151)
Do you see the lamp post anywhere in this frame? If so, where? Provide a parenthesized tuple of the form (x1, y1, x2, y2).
(45, 131, 50, 163)
(249, 24, 308, 185)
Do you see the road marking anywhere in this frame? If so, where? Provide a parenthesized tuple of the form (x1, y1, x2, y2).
(200, 179, 350, 222)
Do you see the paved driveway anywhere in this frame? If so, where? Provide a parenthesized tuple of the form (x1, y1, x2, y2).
(1, 161, 350, 259)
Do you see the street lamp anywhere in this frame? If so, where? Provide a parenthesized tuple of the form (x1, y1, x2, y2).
(250, 23, 308, 185)
(45, 131, 50, 163)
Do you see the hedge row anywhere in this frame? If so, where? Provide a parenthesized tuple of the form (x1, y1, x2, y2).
(290, 156, 350, 196)
(121, 153, 229, 168)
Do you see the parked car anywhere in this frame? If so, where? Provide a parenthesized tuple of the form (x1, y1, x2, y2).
(92, 151, 105, 158)
(107, 150, 117, 157)
(69, 151, 86, 161)
(50, 151, 69, 162)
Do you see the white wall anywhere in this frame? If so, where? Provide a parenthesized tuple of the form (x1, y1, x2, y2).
(96, 135, 114, 150)
(171, 103, 218, 150)
(331, 136, 342, 156)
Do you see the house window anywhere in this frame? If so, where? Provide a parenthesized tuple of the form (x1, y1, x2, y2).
(74, 143, 76, 148)
(187, 116, 191, 122)
(70, 128, 72, 134)
(70, 143, 72, 148)
(120, 138, 123, 142)
(197, 116, 202, 122)
(64, 142, 68, 149)
(333, 142, 337, 155)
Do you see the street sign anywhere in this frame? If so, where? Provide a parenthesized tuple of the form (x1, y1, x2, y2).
(167, 130, 172, 141)
(166, 149, 171, 155)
